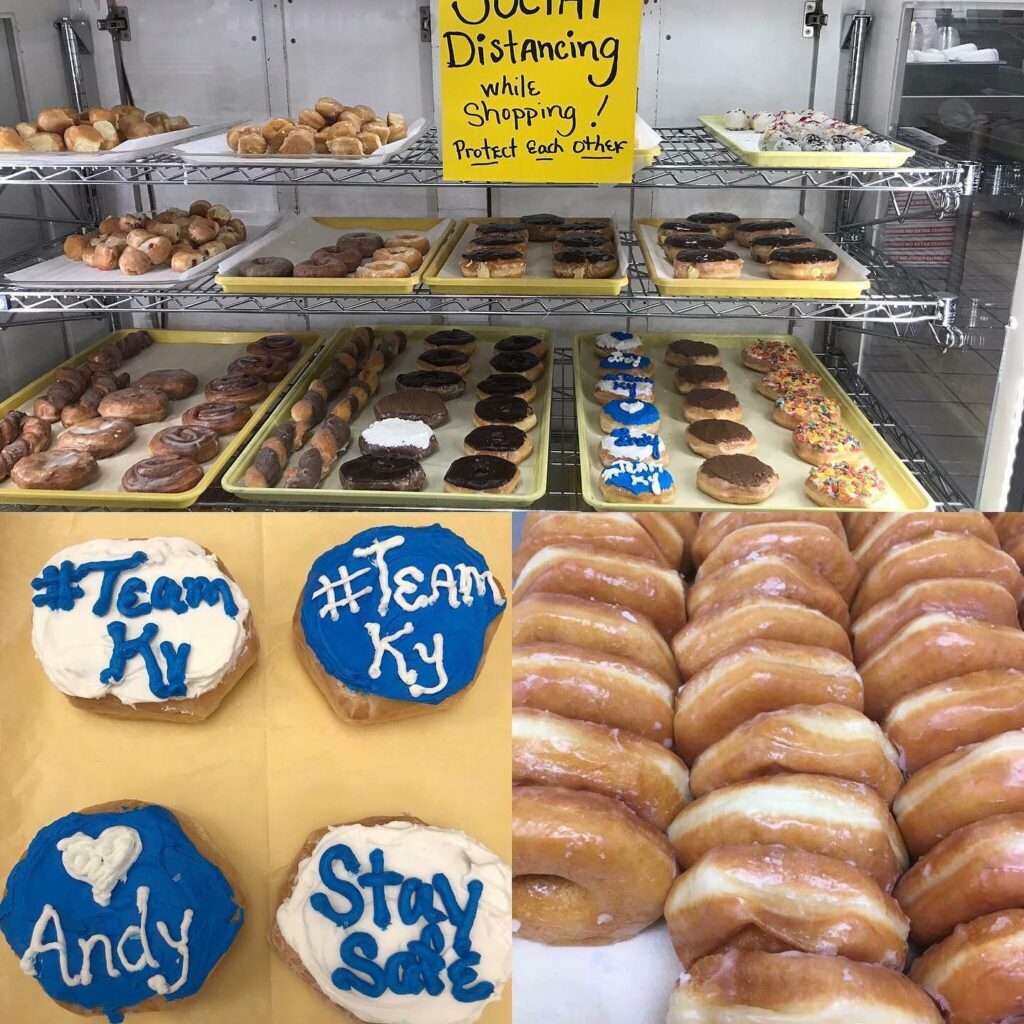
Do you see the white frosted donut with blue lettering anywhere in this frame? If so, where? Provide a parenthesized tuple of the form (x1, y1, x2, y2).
(273, 819, 511, 1024)
(30, 538, 256, 714)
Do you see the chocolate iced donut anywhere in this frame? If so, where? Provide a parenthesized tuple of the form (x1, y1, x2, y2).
(97, 387, 169, 425)
(674, 364, 731, 394)
(520, 213, 565, 241)
(149, 424, 219, 462)
(338, 453, 426, 492)
(766, 247, 841, 281)
(247, 335, 302, 362)
(10, 449, 98, 490)
(395, 370, 466, 401)
(560, 219, 615, 239)
(476, 373, 536, 402)
(495, 335, 547, 357)
(663, 235, 727, 259)
(236, 256, 294, 278)
(204, 373, 268, 405)
(181, 401, 252, 436)
(463, 424, 532, 464)
(459, 248, 525, 278)
(464, 234, 527, 254)
(552, 248, 619, 279)
(750, 234, 816, 263)
(553, 232, 613, 255)
(122, 455, 204, 493)
(686, 212, 741, 239)
(444, 454, 520, 495)
(135, 368, 199, 400)
(337, 232, 385, 258)
(423, 329, 476, 352)
(666, 339, 722, 367)
(489, 351, 544, 380)
(374, 390, 450, 428)
(227, 352, 289, 382)
(682, 387, 743, 423)
(734, 219, 797, 246)
(475, 221, 528, 239)
(672, 249, 744, 279)
(658, 220, 715, 244)
(416, 348, 472, 376)
(55, 417, 135, 458)
(686, 419, 757, 458)
(697, 453, 780, 504)
(473, 396, 537, 431)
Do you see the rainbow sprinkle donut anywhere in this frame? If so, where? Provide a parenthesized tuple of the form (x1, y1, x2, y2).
(758, 367, 823, 400)
(805, 460, 887, 508)
(793, 419, 864, 466)
(742, 339, 801, 371)
(774, 394, 841, 429)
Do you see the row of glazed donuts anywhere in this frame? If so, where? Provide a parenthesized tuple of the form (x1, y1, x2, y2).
(844, 512, 1024, 1024)
(511, 512, 697, 944)
(665, 513, 936, 1021)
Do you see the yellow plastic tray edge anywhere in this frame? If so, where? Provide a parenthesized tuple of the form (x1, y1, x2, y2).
(634, 218, 872, 299)
(699, 115, 914, 169)
(214, 217, 455, 295)
(221, 325, 555, 508)
(0, 329, 324, 509)
(422, 218, 629, 297)
(574, 332, 933, 512)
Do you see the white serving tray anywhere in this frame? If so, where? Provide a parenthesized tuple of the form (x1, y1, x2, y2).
(0, 121, 232, 167)
(174, 117, 427, 168)
(5, 215, 280, 290)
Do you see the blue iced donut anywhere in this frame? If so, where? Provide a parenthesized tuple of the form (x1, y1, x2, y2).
(0, 801, 244, 1023)
(600, 399, 661, 433)
(295, 524, 506, 722)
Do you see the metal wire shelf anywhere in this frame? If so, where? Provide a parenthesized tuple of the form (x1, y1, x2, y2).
(0, 233, 958, 334)
(0, 127, 971, 196)
(0, 349, 969, 513)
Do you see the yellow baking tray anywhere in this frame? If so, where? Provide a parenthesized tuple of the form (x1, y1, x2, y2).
(422, 218, 629, 296)
(222, 324, 554, 508)
(700, 115, 916, 169)
(635, 215, 872, 299)
(214, 217, 455, 295)
(0, 328, 321, 509)
(575, 331, 933, 512)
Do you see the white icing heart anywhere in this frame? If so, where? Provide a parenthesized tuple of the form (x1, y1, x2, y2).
(56, 826, 142, 906)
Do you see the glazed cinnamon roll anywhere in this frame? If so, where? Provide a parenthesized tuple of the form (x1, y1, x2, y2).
(148, 425, 219, 463)
(121, 455, 204, 493)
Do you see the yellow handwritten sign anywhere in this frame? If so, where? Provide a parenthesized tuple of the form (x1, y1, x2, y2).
(438, 0, 642, 184)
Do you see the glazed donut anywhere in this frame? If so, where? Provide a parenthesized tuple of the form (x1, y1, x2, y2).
(844, 511, 887, 549)
(993, 512, 1024, 570)
(512, 592, 680, 686)
(671, 595, 852, 679)
(673, 640, 864, 764)
(665, 845, 909, 969)
(512, 643, 675, 745)
(135, 368, 199, 400)
(181, 401, 252, 436)
(694, 519, 860, 601)
(10, 449, 98, 490)
(513, 544, 686, 639)
(148, 425, 219, 463)
(894, 730, 1024, 856)
(372, 246, 422, 271)
(668, 951, 942, 1024)
(355, 259, 409, 279)
(516, 512, 673, 573)
(54, 417, 134, 458)
(668, 774, 909, 891)
(512, 707, 690, 829)
(884, 669, 1024, 773)
(121, 455, 204, 494)
(97, 387, 169, 425)
(336, 231, 384, 258)
(689, 703, 903, 803)
(227, 352, 289, 382)
(896, 813, 1024, 945)
(235, 256, 294, 278)
(692, 510, 845, 565)
(860, 614, 1024, 720)
(910, 909, 1024, 1024)
(652, 511, 699, 572)
(852, 511, 998, 572)
(687, 553, 850, 628)
(850, 531, 1024, 619)
(247, 334, 302, 362)
(204, 373, 268, 405)
(852, 577, 1019, 663)
(512, 786, 677, 945)
(383, 232, 430, 254)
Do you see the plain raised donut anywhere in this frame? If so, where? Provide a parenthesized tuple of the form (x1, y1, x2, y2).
(512, 785, 677, 945)
(687, 552, 850, 628)
(512, 543, 686, 639)
(512, 707, 690, 829)
(665, 844, 909, 969)
(688, 703, 903, 804)
(236, 256, 294, 278)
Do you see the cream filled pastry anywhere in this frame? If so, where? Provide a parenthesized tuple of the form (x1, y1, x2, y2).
(30, 537, 257, 721)
(273, 818, 511, 1024)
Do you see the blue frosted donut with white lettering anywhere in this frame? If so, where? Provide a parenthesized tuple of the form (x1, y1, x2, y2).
(0, 803, 244, 1023)
(297, 525, 506, 708)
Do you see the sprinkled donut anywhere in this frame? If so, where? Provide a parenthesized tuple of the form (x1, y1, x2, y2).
(806, 459, 887, 508)
(793, 419, 865, 467)
(773, 394, 841, 430)
(742, 339, 802, 372)
(757, 367, 822, 401)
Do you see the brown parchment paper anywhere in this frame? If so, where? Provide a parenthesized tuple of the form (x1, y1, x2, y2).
(0, 512, 512, 1024)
